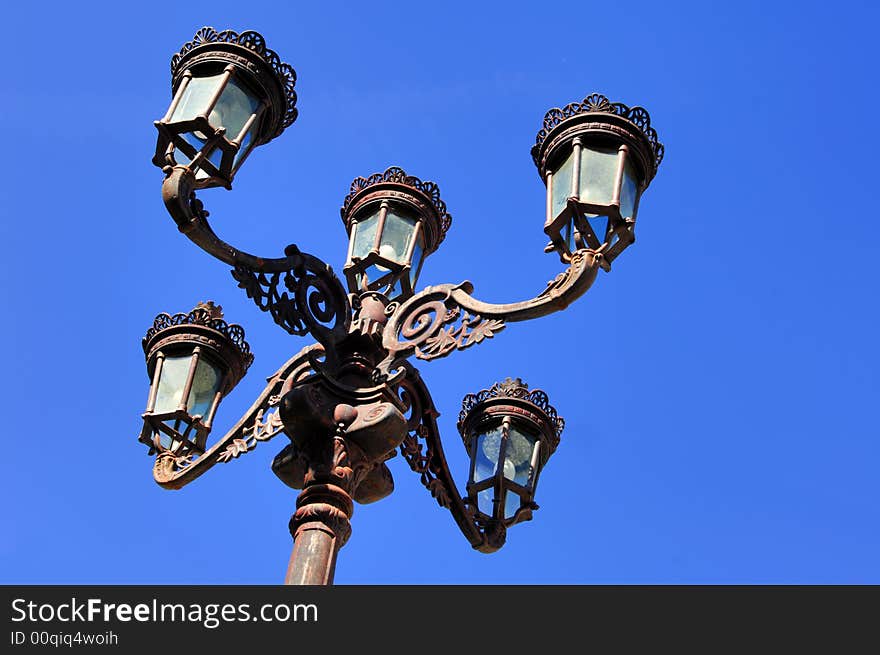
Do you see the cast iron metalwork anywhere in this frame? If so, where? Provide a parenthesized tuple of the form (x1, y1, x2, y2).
(139, 26, 664, 584)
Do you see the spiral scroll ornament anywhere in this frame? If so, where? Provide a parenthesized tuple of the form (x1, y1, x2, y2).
(231, 247, 351, 351)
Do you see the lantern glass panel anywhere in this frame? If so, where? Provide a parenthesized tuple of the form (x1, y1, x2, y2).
(188, 358, 223, 418)
(211, 76, 261, 141)
(619, 158, 640, 220)
(152, 355, 192, 414)
(233, 121, 259, 171)
(504, 490, 523, 519)
(586, 214, 608, 244)
(503, 425, 537, 486)
(351, 212, 380, 260)
(578, 146, 619, 206)
(172, 139, 222, 179)
(380, 210, 418, 265)
(473, 425, 503, 516)
(503, 425, 538, 519)
(152, 355, 222, 417)
(550, 149, 576, 219)
(157, 431, 179, 451)
(355, 264, 403, 298)
(170, 74, 225, 123)
(409, 240, 424, 286)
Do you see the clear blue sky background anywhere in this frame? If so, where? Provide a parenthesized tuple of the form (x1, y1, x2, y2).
(1, 0, 877, 584)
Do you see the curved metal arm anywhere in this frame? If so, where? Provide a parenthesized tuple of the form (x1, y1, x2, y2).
(153, 343, 319, 490)
(162, 166, 351, 350)
(376, 247, 603, 379)
(396, 362, 507, 553)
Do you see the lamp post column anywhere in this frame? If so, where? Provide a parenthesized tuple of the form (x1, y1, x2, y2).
(281, 403, 365, 586)
(286, 479, 354, 585)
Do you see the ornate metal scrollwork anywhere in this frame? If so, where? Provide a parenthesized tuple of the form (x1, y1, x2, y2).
(395, 363, 505, 553)
(376, 247, 603, 378)
(162, 167, 352, 350)
(231, 245, 351, 353)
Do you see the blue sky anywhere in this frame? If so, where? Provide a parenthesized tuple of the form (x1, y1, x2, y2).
(1, 0, 878, 584)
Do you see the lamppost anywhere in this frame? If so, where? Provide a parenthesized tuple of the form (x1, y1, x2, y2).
(138, 26, 664, 585)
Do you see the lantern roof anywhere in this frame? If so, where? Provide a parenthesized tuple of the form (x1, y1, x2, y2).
(142, 301, 254, 376)
(457, 377, 565, 445)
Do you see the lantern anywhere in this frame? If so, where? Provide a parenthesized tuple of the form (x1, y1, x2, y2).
(340, 166, 452, 301)
(531, 93, 664, 267)
(139, 302, 253, 455)
(152, 27, 298, 189)
(457, 378, 564, 528)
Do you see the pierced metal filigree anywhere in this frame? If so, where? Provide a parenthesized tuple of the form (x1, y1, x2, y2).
(531, 92, 664, 173)
(458, 377, 564, 438)
(395, 364, 505, 552)
(142, 303, 253, 368)
(170, 26, 298, 134)
(231, 247, 350, 351)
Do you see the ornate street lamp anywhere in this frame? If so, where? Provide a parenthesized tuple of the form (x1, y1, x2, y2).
(140, 301, 253, 455)
(532, 93, 664, 267)
(139, 26, 664, 584)
(152, 27, 298, 189)
(458, 378, 563, 533)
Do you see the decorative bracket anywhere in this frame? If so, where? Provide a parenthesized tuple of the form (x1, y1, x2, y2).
(376, 247, 604, 379)
(395, 362, 508, 553)
(161, 166, 351, 352)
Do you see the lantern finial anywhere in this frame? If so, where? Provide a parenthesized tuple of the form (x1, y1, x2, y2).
(194, 300, 224, 320)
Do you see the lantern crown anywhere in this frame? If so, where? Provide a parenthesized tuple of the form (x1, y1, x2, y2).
(458, 377, 564, 447)
(142, 301, 254, 379)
